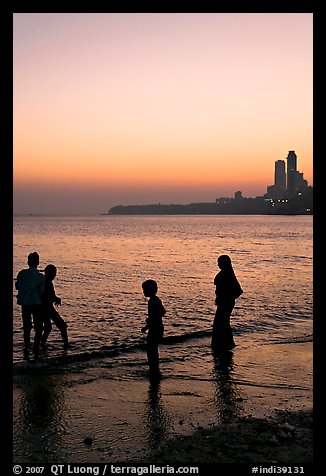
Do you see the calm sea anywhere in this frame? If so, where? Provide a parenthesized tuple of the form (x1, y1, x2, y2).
(13, 215, 313, 369)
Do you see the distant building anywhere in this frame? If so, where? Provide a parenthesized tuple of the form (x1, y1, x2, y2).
(275, 160, 286, 190)
(295, 172, 308, 193)
(265, 150, 308, 199)
(286, 150, 297, 196)
(266, 160, 287, 199)
(234, 191, 243, 200)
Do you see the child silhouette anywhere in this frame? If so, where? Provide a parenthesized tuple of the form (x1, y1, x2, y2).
(141, 279, 166, 379)
(41, 264, 69, 350)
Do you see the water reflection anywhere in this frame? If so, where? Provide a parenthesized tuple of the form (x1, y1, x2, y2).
(14, 371, 66, 463)
(143, 378, 170, 450)
(211, 351, 244, 423)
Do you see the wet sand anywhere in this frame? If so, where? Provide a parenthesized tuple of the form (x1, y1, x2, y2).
(13, 340, 313, 465)
(144, 408, 313, 464)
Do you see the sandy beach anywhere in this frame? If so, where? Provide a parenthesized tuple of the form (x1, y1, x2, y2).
(13, 338, 313, 467)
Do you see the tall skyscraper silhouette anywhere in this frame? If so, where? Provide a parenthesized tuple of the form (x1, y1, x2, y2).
(286, 150, 297, 196)
(275, 160, 286, 191)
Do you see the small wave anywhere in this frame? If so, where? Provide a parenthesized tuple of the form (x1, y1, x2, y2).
(13, 329, 312, 373)
(230, 379, 311, 392)
(13, 329, 212, 372)
(162, 329, 211, 344)
(169, 374, 310, 391)
(268, 334, 313, 345)
(239, 333, 313, 350)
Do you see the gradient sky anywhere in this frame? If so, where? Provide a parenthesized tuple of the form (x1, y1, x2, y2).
(13, 13, 313, 215)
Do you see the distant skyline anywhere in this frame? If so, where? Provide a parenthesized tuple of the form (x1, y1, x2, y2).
(13, 13, 313, 215)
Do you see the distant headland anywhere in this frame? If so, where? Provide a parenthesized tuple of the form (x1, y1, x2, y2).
(107, 151, 313, 216)
(107, 191, 312, 216)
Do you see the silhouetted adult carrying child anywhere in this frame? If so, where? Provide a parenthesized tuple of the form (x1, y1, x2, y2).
(212, 255, 243, 353)
(41, 264, 69, 350)
(141, 279, 166, 379)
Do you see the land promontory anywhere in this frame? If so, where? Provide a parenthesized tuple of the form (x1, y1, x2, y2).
(107, 189, 313, 215)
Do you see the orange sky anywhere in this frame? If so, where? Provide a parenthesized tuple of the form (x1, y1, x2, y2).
(13, 13, 313, 215)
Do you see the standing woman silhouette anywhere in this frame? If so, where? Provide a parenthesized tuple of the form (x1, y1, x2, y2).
(212, 255, 243, 353)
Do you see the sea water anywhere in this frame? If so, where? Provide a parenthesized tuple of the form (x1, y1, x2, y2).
(13, 215, 312, 364)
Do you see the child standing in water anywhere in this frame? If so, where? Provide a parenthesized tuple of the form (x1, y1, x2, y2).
(141, 279, 166, 378)
(41, 264, 69, 350)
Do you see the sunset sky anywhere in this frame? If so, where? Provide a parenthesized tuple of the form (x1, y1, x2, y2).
(13, 13, 313, 215)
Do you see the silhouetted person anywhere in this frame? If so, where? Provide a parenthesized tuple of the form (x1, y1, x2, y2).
(212, 254, 243, 353)
(141, 279, 166, 379)
(15, 252, 45, 354)
(41, 264, 69, 350)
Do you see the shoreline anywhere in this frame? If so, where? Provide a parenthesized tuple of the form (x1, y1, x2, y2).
(13, 340, 313, 464)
